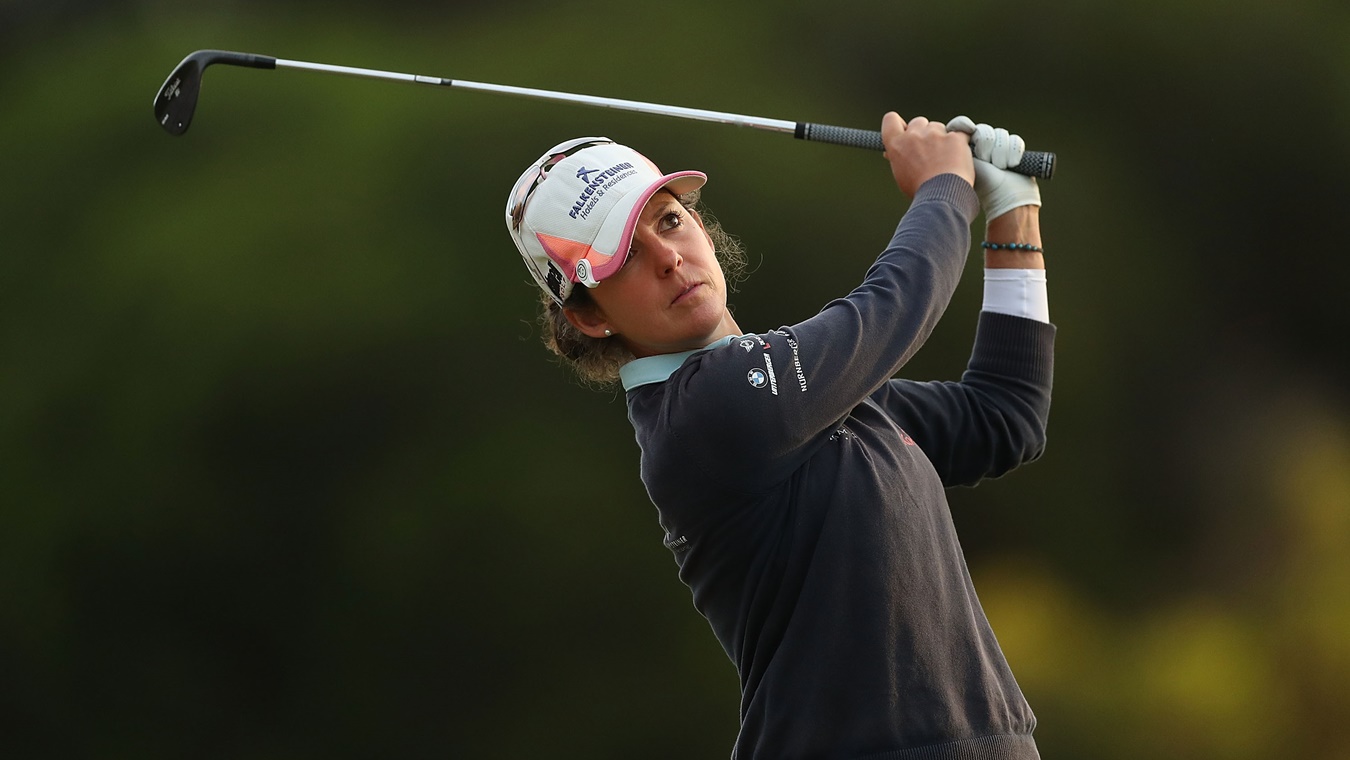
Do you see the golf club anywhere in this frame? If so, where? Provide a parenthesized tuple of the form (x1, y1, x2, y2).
(153, 49, 1056, 179)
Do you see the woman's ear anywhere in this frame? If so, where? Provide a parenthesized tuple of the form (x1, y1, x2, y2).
(563, 303, 612, 339)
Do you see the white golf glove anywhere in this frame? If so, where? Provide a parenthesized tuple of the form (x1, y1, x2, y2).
(946, 115, 1041, 220)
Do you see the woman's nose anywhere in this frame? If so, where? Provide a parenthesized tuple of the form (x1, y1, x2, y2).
(649, 240, 683, 275)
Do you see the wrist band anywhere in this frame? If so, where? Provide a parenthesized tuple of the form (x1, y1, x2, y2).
(981, 242, 1043, 252)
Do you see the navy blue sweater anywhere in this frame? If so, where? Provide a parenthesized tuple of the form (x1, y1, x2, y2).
(620, 175, 1054, 759)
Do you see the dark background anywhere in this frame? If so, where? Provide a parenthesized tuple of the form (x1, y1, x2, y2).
(3, 1, 1348, 757)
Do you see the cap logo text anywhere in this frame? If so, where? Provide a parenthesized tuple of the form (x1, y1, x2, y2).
(568, 162, 636, 220)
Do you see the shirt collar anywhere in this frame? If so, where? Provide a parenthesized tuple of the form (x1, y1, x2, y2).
(619, 335, 743, 391)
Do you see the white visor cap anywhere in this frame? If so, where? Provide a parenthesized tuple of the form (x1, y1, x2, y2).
(506, 138, 706, 305)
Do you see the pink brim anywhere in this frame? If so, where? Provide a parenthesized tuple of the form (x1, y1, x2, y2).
(582, 170, 707, 283)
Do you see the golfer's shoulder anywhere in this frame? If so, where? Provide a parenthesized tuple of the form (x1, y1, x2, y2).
(629, 336, 804, 439)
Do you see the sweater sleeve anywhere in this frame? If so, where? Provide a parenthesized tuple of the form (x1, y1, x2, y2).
(868, 311, 1055, 487)
(651, 174, 982, 490)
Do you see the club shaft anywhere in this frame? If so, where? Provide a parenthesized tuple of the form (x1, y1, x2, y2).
(275, 59, 798, 134)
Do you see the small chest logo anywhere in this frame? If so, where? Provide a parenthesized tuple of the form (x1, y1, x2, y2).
(747, 368, 768, 388)
(664, 534, 689, 554)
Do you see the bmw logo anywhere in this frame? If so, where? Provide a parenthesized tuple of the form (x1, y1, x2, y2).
(747, 369, 768, 388)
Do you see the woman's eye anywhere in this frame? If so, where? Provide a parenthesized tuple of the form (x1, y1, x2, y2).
(662, 210, 683, 230)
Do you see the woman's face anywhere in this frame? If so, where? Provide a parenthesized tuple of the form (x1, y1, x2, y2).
(568, 192, 740, 358)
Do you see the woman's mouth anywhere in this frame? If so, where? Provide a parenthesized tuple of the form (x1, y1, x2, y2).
(671, 283, 702, 305)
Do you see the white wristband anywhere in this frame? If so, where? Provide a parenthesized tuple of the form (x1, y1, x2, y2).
(983, 268, 1049, 324)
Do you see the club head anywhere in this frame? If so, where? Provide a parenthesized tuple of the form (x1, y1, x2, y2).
(152, 50, 277, 136)
(153, 51, 212, 135)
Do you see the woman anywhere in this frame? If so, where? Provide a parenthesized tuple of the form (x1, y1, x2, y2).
(505, 113, 1053, 760)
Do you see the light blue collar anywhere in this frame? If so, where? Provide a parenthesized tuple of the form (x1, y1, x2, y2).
(620, 335, 744, 391)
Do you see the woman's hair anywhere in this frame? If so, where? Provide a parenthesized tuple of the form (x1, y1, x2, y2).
(537, 189, 748, 387)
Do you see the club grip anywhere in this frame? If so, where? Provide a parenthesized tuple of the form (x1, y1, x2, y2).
(796, 123, 885, 151)
(795, 122, 1056, 179)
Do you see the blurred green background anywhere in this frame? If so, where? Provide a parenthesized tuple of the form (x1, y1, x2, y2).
(3, 0, 1349, 757)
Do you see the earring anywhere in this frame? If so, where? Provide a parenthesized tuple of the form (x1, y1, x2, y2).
(604, 329, 612, 337)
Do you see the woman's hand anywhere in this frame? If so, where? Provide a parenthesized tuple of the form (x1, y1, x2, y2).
(946, 115, 1042, 222)
(881, 112, 975, 197)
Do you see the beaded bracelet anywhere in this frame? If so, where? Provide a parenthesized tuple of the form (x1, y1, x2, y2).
(981, 242, 1043, 252)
